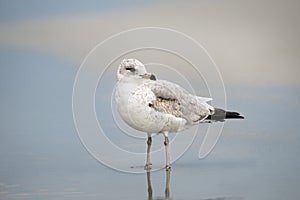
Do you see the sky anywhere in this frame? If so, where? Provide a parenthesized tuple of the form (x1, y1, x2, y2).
(0, 0, 300, 199)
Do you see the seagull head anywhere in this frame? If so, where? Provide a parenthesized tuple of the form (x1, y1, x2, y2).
(117, 58, 147, 80)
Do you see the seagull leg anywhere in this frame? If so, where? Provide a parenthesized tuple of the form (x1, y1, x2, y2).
(163, 132, 171, 171)
(144, 135, 152, 170)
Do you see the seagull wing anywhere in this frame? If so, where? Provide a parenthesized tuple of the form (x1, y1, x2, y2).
(148, 80, 213, 124)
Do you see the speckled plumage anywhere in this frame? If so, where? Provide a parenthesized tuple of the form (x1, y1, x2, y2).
(115, 58, 214, 134)
(151, 97, 183, 118)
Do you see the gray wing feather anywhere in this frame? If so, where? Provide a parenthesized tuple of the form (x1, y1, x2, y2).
(149, 80, 213, 124)
(150, 80, 187, 100)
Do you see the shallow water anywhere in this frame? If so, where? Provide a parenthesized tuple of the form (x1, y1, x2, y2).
(1, 118, 300, 200)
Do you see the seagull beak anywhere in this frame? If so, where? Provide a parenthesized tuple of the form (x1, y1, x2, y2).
(140, 73, 156, 80)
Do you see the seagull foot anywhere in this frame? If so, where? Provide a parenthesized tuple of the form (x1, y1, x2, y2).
(144, 163, 152, 170)
(164, 165, 171, 171)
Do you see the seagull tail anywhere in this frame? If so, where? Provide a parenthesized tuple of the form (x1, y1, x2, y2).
(205, 108, 244, 122)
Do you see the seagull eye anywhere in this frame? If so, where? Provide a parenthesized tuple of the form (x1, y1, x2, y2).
(125, 67, 135, 72)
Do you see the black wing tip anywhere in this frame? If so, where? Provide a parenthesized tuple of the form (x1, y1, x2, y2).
(225, 111, 244, 119)
(206, 110, 245, 121)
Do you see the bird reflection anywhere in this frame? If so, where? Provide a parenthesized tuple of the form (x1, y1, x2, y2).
(146, 170, 241, 200)
(146, 170, 171, 200)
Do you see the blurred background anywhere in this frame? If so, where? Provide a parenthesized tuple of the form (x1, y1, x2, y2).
(0, 0, 299, 199)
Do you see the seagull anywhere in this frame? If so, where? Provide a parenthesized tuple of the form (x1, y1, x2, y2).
(114, 58, 244, 170)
